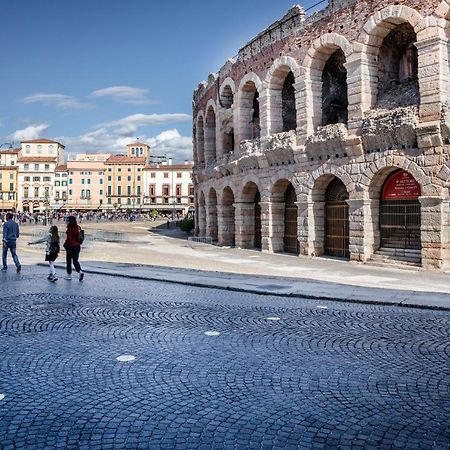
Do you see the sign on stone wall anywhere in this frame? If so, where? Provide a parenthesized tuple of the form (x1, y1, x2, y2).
(382, 170, 421, 200)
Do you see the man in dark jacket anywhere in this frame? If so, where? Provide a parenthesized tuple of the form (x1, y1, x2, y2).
(2, 213, 21, 273)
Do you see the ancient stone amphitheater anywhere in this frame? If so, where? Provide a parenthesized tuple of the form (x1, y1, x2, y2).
(192, 0, 450, 270)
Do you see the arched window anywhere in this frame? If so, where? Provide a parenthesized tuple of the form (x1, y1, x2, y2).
(322, 49, 348, 126)
(282, 71, 297, 132)
(196, 116, 205, 166)
(240, 81, 260, 141)
(220, 85, 234, 109)
(268, 66, 298, 134)
(377, 23, 418, 107)
(205, 106, 217, 164)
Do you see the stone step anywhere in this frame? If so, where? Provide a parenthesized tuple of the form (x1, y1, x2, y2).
(367, 248, 422, 269)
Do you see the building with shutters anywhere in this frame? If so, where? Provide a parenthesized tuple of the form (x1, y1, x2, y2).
(192, 0, 450, 270)
(0, 148, 20, 212)
(17, 139, 65, 213)
(143, 160, 194, 215)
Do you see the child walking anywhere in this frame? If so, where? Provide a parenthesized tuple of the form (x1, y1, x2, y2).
(28, 225, 60, 282)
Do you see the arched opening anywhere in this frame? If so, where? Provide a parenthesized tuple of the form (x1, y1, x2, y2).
(254, 190, 262, 250)
(196, 116, 205, 166)
(379, 169, 421, 253)
(282, 71, 297, 132)
(240, 81, 260, 141)
(241, 182, 262, 250)
(322, 49, 348, 126)
(269, 66, 297, 134)
(377, 23, 418, 108)
(220, 187, 235, 246)
(284, 183, 298, 254)
(223, 127, 234, 154)
(207, 188, 218, 241)
(220, 85, 234, 109)
(325, 177, 349, 259)
(205, 107, 216, 164)
(198, 191, 206, 237)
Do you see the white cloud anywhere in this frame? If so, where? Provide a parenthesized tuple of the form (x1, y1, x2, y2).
(21, 93, 91, 109)
(148, 129, 193, 160)
(97, 113, 191, 135)
(9, 123, 50, 141)
(90, 86, 154, 105)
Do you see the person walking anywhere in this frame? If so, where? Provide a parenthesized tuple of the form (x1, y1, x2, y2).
(28, 225, 60, 282)
(2, 213, 21, 273)
(64, 216, 84, 281)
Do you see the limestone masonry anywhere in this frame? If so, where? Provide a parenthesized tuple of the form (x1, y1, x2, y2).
(192, 0, 450, 270)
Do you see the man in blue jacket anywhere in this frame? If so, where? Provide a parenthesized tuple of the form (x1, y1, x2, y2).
(2, 213, 21, 273)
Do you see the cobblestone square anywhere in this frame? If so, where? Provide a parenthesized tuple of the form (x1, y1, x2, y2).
(0, 267, 449, 449)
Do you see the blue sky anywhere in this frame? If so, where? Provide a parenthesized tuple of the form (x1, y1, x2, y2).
(0, 0, 327, 161)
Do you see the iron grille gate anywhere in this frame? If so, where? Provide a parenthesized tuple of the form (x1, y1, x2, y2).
(254, 191, 262, 249)
(284, 185, 299, 254)
(325, 201, 350, 259)
(380, 199, 421, 250)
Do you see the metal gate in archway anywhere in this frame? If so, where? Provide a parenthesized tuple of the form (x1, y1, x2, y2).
(284, 184, 299, 254)
(380, 170, 421, 250)
(254, 191, 262, 249)
(325, 178, 349, 259)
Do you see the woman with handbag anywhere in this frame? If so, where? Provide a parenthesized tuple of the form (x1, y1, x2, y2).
(64, 216, 84, 281)
(28, 225, 60, 282)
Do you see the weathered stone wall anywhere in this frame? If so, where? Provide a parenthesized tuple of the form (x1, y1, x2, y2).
(192, 0, 450, 270)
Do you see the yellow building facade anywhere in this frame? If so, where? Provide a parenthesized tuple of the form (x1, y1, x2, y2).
(0, 149, 20, 212)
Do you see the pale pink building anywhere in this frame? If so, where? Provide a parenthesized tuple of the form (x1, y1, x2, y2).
(66, 154, 110, 210)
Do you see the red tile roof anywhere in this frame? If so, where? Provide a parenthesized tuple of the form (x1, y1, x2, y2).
(18, 156, 58, 163)
(56, 164, 67, 172)
(106, 155, 147, 164)
(0, 148, 21, 155)
(21, 138, 65, 148)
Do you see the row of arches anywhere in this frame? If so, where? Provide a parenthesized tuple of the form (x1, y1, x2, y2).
(197, 168, 423, 261)
(194, 5, 429, 166)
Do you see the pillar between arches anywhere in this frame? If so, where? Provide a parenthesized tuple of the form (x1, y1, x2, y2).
(262, 201, 285, 253)
(346, 199, 374, 262)
(217, 202, 235, 246)
(206, 203, 218, 241)
(297, 200, 324, 257)
(419, 196, 448, 270)
(234, 202, 256, 249)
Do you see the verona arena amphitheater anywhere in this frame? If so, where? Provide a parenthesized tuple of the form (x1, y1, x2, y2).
(192, 0, 450, 270)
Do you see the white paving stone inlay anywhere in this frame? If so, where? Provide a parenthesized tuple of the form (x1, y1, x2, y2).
(0, 394, 5, 401)
(266, 317, 281, 321)
(204, 331, 221, 337)
(317, 306, 328, 309)
(116, 355, 136, 362)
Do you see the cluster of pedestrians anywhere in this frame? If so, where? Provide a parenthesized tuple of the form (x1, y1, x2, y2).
(2, 213, 85, 282)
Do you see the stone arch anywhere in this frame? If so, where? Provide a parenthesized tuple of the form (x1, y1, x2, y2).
(357, 6, 425, 111)
(205, 102, 217, 164)
(196, 111, 205, 166)
(305, 173, 350, 258)
(302, 33, 352, 132)
(359, 156, 435, 197)
(206, 187, 218, 241)
(302, 165, 356, 201)
(238, 175, 266, 202)
(236, 73, 263, 142)
(236, 180, 262, 250)
(265, 56, 301, 135)
(364, 166, 423, 257)
(219, 78, 236, 109)
(269, 177, 300, 254)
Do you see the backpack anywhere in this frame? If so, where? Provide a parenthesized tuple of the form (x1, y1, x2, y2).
(77, 227, 85, 245)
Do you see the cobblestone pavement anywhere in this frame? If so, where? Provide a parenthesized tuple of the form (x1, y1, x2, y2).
(0, 267, 449, 449)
